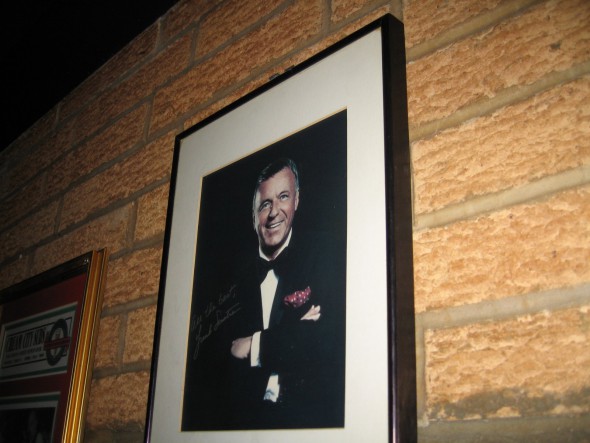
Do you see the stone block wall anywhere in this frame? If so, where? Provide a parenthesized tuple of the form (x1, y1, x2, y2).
(0, 0, 588, 441)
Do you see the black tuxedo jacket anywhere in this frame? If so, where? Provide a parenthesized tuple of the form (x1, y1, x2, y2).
(182, 231, 345, 430)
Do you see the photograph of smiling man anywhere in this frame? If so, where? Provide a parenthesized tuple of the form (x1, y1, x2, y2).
(181, 110, 347, 431)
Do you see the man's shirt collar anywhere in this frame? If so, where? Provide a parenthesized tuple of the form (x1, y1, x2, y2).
(259, 229, 292, 261)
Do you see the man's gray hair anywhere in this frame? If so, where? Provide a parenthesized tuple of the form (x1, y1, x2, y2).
(253, 158, 300, 203)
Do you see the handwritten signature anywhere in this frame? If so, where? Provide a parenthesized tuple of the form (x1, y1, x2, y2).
(191, 285, 241, 360)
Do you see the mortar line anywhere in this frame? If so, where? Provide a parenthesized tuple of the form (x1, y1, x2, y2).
(418, 282, 590, 331)
(414, 315, 427, 425)
(418, 413, 590, 436)
(406, 0, 542, 62)
(409, 61, 590, 143)
(414, 164, 590, 231)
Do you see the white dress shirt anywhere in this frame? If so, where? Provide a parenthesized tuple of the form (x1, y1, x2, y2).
(250, 231, 292, 402)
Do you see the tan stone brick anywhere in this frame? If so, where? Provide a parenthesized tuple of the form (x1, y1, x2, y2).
(183, 79, 265, 129)
(5, 119, 76, 195)
(0, 255, 29, 291)
(104, 247, 163, 308)
(61, 27, 158, 120)
(407, 0, 590, 127)
(1, 108, 58, 182)
(413, 186, 590, 312)
(0, 154, 19, 201)
(425, 305, 590, 420)
(60, 131, 174, 230)
(83, 430, 118, 443)
(86, 371, 150, 430)
(150, 0, 324, 133)
(163, 0, 220, 40)
(332, 0, 386, 23)
(0, 172, 46, 231)
(94, 315, 122, 369)
(123, 305, 156, 364)
(33, 119, 77, 173)
(135, 183, 170, 242)
(413, 76, 590, 214)
(0, 201, 58, 264)
(32, 205, 131, 275)
(183, 5, 390, 128)
(278, 4, 392, 71)
(197, 0, 285, 57)
(75, 35, 191, 142)
(403, 0, 509, 47)
(47, 105, 149, 197)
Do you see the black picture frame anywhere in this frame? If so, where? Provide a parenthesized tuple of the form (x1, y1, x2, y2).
(146, 14, 415, 443)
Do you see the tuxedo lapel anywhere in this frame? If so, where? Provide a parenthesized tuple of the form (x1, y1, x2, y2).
(268, 242, 305, 327)
(269, 279, 285, 327)
(239, 263, 265, 334)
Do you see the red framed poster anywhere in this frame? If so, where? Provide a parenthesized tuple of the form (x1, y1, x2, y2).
(0, 250, 107, 442)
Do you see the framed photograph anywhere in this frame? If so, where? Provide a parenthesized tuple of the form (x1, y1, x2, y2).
(146, 14, 415, 443)
(0, 249, 108, 442)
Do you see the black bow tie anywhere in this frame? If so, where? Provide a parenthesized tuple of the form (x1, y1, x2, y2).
(257, 249, 289, 283)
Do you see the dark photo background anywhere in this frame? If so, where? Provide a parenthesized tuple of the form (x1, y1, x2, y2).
(182, 110, 347, 427)
(191, 110, 347, 300)
(0, 407, 55, 442)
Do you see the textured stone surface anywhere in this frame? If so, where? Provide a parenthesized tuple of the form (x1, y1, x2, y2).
(47, 105, 149, 198)
(86, 371, 150, 430)
(285, 4, 393, 65)
(419, 415, 590, 443)
(32, 205, 131, 275)
(332, 0, 387, 23)
(412, 76, 590, 214)
(94, 315, 122, 369)
(85, 429, 144, 443)
(407, 0, 590, 127)
(0, 255, 29, 290)
(75, 35, 191, 141)
(60, 131, 174, 230)
(413, 186, 590, 313)
(134, 183, 170, 242)
(82, 429, 115, 443)
(123, 305, 156, 364)
(0, 201, 58, 265)
(150, 0, 323, 133)
(163, 0, 220, 40)
(425, 305, 590, 420)
(197, 0, 285, 57)
(61, 26, 159, 121)
(4, 119, 76, 196)
(0, 109, 58, 187)
(183, 4, 391, 130)
(403, 0, 508, 47)
(103, 248, 163, 308)
(0, 172, 46, 231)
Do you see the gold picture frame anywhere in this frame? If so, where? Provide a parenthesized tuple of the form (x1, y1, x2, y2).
(0, 249, 108, 442)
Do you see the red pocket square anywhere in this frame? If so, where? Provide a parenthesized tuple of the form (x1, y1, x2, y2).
(283, 287, 311, 308)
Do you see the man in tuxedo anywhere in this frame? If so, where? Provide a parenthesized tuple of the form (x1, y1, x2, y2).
(224, 158, 346, 429)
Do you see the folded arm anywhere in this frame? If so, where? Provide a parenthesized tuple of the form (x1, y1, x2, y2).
(230, 304, 321, 363)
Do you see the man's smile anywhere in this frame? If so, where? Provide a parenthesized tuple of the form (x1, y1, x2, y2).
(253, 166, 299, 258)
(266, 220, 284, 230)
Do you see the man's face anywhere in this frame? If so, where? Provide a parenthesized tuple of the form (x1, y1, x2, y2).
(253, 167, 299, 258)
